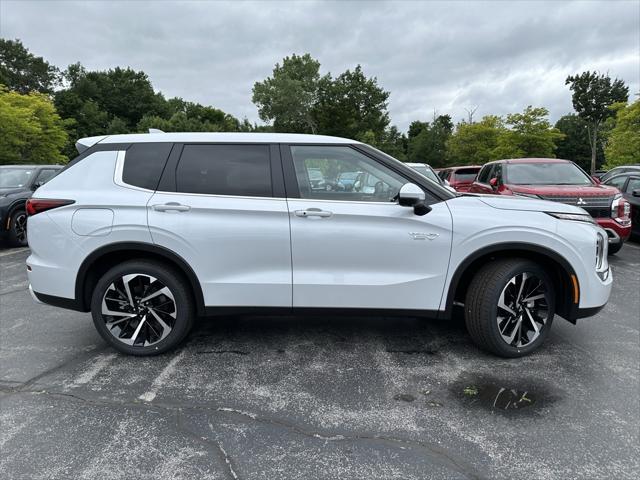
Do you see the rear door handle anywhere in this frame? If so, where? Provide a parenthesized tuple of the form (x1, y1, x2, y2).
(294, 208, 332, 218)
(152, 202, 190, 212)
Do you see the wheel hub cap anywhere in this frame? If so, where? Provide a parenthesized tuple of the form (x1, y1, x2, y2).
(496, 272, 549, 348)
(101, 274, 176, 347)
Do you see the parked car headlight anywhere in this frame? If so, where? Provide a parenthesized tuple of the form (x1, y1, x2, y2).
(545, 212, 596, 224)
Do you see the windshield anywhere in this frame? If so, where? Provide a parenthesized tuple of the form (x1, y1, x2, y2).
(0, 168, 34, 188)
(506, 162, 592, 185)
(410, 164, 440, 184)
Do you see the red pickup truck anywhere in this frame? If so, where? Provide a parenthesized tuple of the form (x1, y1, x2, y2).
(468, 158, 632, 254)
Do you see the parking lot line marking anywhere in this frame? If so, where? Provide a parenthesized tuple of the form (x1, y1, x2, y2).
(138, 351, 186, 402)
(0, 248, 29, 258)
(74, 353, 118, 385)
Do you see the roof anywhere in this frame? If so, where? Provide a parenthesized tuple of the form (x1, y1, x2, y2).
(490, 158, 570, 164)
(449, 165, 481, 170)
(76, 132, 359, 152)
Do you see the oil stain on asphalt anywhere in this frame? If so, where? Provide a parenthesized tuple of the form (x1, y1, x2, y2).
(452, 375, 559, 415)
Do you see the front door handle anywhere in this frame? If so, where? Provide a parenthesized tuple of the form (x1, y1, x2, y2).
(152, 202, 191, 212)
(294, 208, 332, 218)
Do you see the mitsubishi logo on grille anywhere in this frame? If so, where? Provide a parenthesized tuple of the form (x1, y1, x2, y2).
(577, 198, 587, 206)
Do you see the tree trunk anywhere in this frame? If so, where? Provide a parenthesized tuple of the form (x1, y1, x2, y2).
(588, 123, 598, 175)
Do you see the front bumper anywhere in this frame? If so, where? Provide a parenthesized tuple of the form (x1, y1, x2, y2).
(595, 218, 631, 244)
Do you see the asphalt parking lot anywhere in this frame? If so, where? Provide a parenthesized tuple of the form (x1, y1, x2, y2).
(1, 243, 638, 480)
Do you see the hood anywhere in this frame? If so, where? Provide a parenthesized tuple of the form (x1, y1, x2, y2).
(0, 187, 28, 197)
(508, 183, 619, 197)
(475, 194, 585, 214)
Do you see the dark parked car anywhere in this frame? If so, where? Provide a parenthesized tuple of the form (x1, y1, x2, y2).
(0, 165, 62, 246)
(599, 165, 640, 183)
(603, 173, 640, 238)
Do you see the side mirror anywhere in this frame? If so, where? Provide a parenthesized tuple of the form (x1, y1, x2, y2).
(398, 183, 431, 216)
(489, 177, 498, 188)
(633, 189, 640, 197)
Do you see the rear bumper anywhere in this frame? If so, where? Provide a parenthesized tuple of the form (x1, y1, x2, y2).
(29, 285, 86, 312)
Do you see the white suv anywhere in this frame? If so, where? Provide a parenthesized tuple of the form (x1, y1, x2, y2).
(26, 133, 612, 357)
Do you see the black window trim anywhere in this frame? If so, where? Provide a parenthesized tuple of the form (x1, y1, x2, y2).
(280, 143, 452, 204)
(156, 142, 286, 199)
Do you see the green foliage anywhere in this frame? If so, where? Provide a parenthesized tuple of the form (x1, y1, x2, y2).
(446, 116, 504, 165)
(407, 115, 453, 167)
(315, 65, 390, 143)
(252, 53, 321, 133)
(554, 114, 604, 170)
(55, 64, 166, 131)
(565, 71, 629, 173)
(253, 55, 391, 144)
(604, 100, 640, 169)
(492, 106, 564, 159)
(0, 39, 60, 94)
(0, 85, 69, 165)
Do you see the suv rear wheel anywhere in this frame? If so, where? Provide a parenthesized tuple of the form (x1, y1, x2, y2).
(90, 260, 195, 356)
(465, 259, 555, 357)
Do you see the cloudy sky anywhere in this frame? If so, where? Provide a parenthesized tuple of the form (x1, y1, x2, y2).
(1, 0, 638, 131)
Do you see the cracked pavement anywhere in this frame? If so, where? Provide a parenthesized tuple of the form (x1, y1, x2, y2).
(1, 244, 639, 479)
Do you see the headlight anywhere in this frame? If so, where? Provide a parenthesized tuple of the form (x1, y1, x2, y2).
(545, 212, 596, 224)
(513, 192, 541, 199)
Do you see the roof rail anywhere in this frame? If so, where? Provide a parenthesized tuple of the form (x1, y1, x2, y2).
(148, 128, 165, 134)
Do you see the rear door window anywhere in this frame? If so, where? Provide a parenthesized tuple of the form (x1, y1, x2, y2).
(176, 144, 272, 197)
(123, 143, 174, 190)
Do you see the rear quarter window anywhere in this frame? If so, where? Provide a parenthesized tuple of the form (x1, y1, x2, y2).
(122, 143, 174, 190)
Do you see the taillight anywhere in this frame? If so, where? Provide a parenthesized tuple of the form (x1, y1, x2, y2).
(25, 199, 75, 216)
(611, 195, 631, 225)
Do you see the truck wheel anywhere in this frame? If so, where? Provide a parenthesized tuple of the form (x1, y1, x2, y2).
(465, 259, 555, 357)
(91, 260, 195, 356)
(7, 209, 28, 247)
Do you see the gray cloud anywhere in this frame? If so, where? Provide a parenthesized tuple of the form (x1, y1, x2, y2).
(1, 0, 638, 131)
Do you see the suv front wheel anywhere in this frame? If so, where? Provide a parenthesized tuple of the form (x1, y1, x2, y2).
(91, 260, 195, 356)
(465, 259, 555, 357)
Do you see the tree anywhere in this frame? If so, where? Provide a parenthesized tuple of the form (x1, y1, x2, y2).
(253, 55, 392, 142)
(407, 115, 453, 166)
(0, 38, 60, 93)
(0, 86, 69, 164)
(565, 71, 629, 174)
(314, 65, 390, 142)
(252, 54, 321, 133)
(446, 116, 504, 165)
(554, 114, 603, 171)
(492, 106, 564, 159)
(604, 100, 640, 169)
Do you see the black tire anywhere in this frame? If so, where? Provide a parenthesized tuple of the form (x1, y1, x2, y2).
(465, 258, 555, 358)
(7, 209, 28, 247)
(90, 260, 195, 356)
(607, 242, 623, 255)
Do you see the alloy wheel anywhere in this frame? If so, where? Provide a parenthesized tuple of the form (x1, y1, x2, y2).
(101, 274, 176, 347)
(496, 272, 549, 348)
(14, 213, 27, 244)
